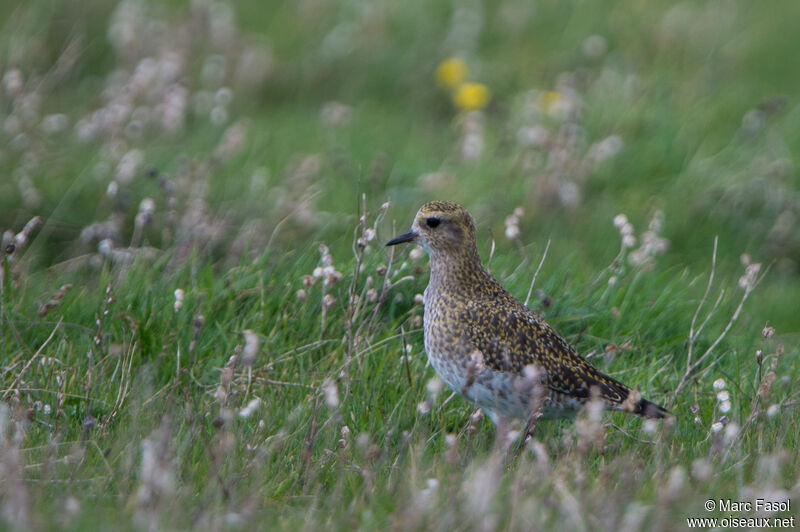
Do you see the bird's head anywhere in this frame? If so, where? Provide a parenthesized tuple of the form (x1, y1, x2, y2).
(386, 201, 477, 259)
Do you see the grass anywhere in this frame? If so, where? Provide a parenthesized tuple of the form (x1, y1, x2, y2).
(1, 0, 799, 529)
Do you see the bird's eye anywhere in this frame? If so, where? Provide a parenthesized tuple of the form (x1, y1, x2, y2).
(426, 217, 441, 228)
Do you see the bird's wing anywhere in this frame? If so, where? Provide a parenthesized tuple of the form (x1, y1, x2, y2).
(461, 301, 632, 404)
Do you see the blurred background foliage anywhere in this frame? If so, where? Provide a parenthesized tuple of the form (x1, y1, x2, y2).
(1, 0, 798, 278)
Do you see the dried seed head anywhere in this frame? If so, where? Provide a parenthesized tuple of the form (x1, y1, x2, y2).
(762, 326, 775, 339)
(521, 364, 543, 383)
(504, 224, 520, 240)
(323, 378, 339, 408)
(139, 197, 156, 215)
(724, 422, 739, 443)
(460, 350, 487, 394)
(425, 377, 442, 397)
(238, 398, 261, 418)
(241, 329, 260, 367)
(691, 458, 712, 481)
(665, 466, 687, 498)
(622, 234, 636, 249)
(98, 238, 115, 258)
(322, 293, 336, 310)
(320, 101, 353, 126)
(323, 269, 343, 287)
(318, 244, 333, 266)
(173, 288, 184, 312)
(738, 262, 761, 292)
(621, 222, 634, 236)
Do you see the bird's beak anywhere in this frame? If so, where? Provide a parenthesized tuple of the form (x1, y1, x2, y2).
(386, 231, 417, 246)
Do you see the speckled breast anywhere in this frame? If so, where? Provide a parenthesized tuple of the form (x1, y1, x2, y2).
(423, 289, 579, 421)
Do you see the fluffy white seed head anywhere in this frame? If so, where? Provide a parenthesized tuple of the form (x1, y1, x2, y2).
(241, 329, 260, 367)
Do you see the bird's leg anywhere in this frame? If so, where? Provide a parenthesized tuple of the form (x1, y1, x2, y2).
(522, 410, 543, 446)
(502, 408, 544, 465)
(522, 400, 547, 448)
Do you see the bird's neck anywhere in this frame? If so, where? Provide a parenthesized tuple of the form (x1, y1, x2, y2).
(427, 248, 493, 296)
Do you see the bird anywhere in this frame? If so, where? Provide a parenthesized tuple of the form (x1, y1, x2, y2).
(386, 201, 669, 427)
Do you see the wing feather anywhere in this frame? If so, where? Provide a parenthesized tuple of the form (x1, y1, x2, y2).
(462, 302, 632, 405)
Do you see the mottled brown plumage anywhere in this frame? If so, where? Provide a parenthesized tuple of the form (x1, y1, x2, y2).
(387, 201, 668, 423)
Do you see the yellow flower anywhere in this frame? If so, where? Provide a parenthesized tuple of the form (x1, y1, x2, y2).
(435, 58, 469, 89)
(453, 82, 491, 111)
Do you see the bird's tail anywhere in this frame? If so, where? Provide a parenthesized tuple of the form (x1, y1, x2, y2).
(576, 358, 671, 419)
(588, 370, 671, 419)
(609, 382, 671, 419)
(629, 395, 671, 419)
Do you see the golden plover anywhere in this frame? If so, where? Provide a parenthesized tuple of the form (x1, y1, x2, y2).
(387, 201, 669, 424)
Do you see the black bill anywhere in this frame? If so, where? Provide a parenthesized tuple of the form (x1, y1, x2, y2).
(385, 231, 417, 246)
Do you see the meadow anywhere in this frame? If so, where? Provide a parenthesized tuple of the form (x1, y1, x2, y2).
(1, 0, 798, 529)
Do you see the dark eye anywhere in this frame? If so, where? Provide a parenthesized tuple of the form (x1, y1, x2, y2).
(426, 217, 441, 228)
